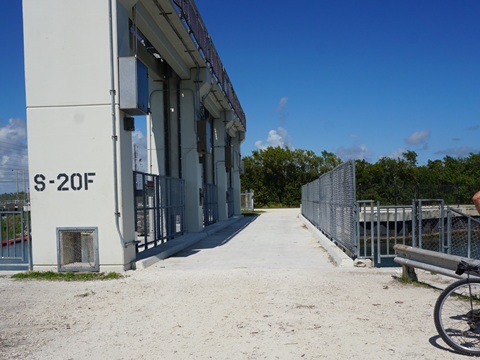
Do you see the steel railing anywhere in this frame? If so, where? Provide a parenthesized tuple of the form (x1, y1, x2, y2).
(134, 171, 185, 253)
(202, 183, 218, 227)
(227, 187, 234, 217)
(0, 208, 32, 270)
(240, 191, 254, 212)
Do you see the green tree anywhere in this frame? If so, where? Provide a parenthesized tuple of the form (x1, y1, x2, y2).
(242, 147, 480, 207)
(356, 151, 420, 204)
(356, 152, 480, 205)
(241, 147, 342, 207)
(0, 192, 28, 202)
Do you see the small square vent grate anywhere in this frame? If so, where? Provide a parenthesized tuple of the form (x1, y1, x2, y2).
(57, 228, 98, 272)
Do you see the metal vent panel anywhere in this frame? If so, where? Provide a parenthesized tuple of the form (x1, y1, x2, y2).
(57, 227, 98, 272)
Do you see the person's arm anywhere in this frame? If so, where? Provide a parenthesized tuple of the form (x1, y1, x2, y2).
(473, 191, 480, 214)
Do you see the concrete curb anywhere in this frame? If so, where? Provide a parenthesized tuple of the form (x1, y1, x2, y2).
(299, 214, 354, 267)
(134, 215, 245, 270)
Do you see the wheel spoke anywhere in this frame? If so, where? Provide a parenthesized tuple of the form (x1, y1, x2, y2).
(435, 280, 480, 355)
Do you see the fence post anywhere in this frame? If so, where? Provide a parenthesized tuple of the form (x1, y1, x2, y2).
(376, 201, 381, 265)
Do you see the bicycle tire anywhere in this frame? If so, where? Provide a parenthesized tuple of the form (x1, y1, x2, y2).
(434, 278, 480, 356)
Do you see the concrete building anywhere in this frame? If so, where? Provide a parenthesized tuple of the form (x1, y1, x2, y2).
(23, 0, 246, 272)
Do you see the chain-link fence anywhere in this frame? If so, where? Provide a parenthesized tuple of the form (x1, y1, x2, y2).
(302, 159, 480, 265)
(301, 160, 357, 255)
(446, 207, 480, 259)
(414, 199, 445, 252)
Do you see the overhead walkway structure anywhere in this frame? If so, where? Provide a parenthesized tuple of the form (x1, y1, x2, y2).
(23, 0, 246, 272)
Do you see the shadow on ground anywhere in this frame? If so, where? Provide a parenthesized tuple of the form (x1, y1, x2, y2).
(173, 215, 259, 258)
(428, 334, 460, 355)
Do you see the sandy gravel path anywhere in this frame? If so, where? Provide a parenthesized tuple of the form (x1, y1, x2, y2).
(0, 209, 468, 359)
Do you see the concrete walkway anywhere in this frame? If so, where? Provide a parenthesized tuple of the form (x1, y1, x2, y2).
(161, 208, 335, 271)
(136, 208, 352, 271)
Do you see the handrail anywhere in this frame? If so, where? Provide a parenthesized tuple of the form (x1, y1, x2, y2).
(394, 244, 480, 280)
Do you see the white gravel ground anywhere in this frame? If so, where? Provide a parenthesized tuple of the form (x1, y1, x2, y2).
(0, 209, 469, 359)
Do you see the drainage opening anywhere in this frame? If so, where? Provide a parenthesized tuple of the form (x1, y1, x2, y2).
(57, 227, 98, 272)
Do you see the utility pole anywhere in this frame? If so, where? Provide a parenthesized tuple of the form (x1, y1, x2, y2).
(23, 169, 27, 202)
(16, 169, 19, 201)
(134, 144, 138, 172)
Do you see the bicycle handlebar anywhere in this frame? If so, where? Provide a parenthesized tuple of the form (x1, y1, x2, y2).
(456, 260, 480, 276)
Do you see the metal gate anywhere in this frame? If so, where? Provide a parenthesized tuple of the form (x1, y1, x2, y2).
(0, 206, 32, 270)
(134, 171, 185, 254)
(227, 187, 234, 217)
(202, 183, 218, 227)
(357, 199, 445, 266)
(240, 190, 254, 212)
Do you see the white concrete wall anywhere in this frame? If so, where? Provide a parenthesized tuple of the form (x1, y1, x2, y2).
(23, 0, 246, 272)
(24, 0, 136, 272)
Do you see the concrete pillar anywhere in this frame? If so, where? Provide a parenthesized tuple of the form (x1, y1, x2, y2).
(179, 79, 202, 232)
(168, 77, 181, 178)
(179, 67, 212, 231)
(213, 112, 229, 221)
(231, 133, 242, 216)
(23, 0, 136, 272)
(147, 79, 166, 175)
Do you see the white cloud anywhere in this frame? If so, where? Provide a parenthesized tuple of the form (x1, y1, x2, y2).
(276, 97, 288, 112)
(132, 130, 144, 143)
(254, 140, 264, 149)
(405, 130, 431, 147)
(255, 127, 292, 150)
(0, 118, 26, 142)
(0, 118, 29, 194)
(255, 98, 292, 150)
(132, 130, 147, 172)
(336, 144, 370, 161)
(388, 148, 407, 160)
(434, 146, 477, 157)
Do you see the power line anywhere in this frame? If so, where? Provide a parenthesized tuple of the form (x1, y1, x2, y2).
(0, 140, 28, 151)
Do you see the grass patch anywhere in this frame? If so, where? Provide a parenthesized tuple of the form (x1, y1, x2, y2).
(392, 274, 432, 289)
(241, 210, 264, 216)
(11, 271, 123, 281)
(395, 274, 418, 284)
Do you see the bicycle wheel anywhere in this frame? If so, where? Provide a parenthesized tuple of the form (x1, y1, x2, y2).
(434, 278, 480, 356)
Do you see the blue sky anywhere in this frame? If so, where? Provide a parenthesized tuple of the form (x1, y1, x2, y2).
(1, 0, 480, 193)
(194, 0, 480, 162)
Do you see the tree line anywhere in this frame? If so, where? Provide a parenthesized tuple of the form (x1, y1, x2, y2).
(0, 192, 29, 202)
(240, 147, 480, 208)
